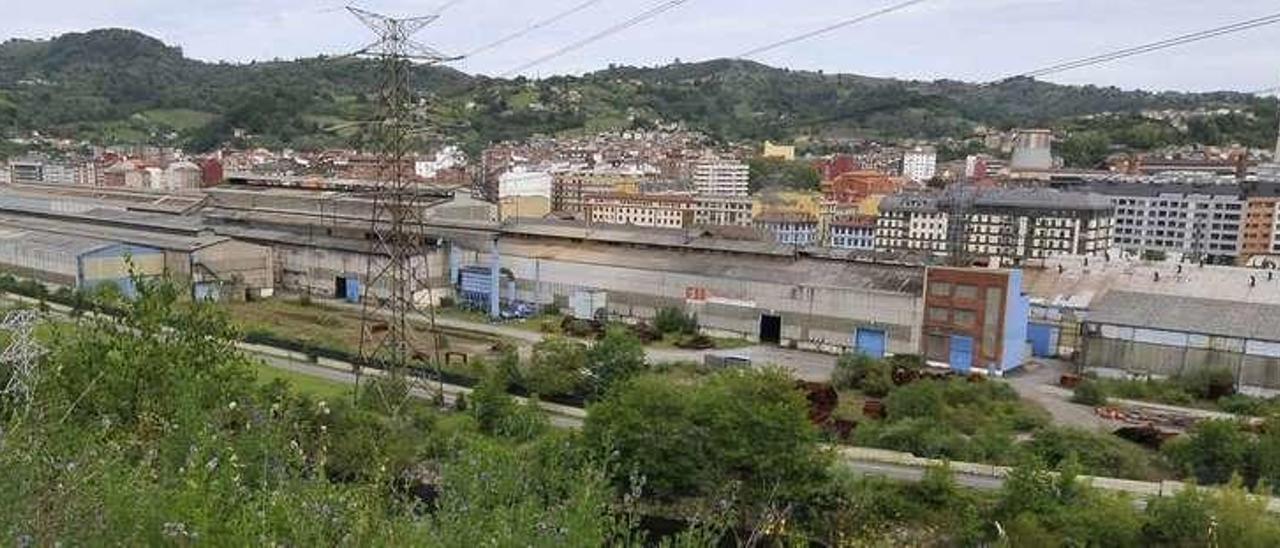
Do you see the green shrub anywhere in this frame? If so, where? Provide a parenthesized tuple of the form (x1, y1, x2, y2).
(1163, 419, 1251, 485)
(653, 306, 698, 335)
(1071, 380, 1108, 406)
(831, 353, 892, 396)
(1178, 367, 1237, 400)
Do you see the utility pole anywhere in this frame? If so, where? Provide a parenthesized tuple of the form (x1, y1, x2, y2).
(348, 6, 459, 412)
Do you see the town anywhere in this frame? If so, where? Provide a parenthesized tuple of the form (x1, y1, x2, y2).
(5, 1, 1280, 545)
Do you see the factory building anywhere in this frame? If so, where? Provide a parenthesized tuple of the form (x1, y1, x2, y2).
(921, 267, 1029, 375)
(1083, 291, 1280, 388)
(468, 225, 927, 355)
(1026, 255, 1280, 390)
(0, 190, 275, 301)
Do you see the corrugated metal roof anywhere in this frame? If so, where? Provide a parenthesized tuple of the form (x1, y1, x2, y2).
(1088, 290, 1280, 342)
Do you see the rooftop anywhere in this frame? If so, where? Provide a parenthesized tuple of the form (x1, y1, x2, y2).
(1089, 290, 1280, 342)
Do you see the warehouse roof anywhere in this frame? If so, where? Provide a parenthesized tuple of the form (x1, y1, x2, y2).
(1088, 290, 1280, 342)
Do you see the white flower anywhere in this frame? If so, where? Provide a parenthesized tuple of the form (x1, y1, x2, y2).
(228, 401, 238, 410)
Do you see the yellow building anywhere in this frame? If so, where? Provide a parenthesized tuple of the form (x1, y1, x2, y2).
(762, 141, 796, 161)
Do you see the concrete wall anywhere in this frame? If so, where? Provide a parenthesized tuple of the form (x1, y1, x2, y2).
(274, 242, 449, 301)
(193, 240, 275, 291)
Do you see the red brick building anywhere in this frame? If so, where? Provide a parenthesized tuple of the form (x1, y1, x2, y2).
(922, 267, 1029, 374)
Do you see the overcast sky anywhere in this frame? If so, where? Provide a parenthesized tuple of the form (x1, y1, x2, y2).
(4, 0, 1279, 93)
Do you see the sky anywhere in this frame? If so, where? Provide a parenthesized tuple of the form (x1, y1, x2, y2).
(3, 0, 1280, 93)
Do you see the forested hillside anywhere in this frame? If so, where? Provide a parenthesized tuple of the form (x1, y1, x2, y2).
(0, 29, 1274, 155)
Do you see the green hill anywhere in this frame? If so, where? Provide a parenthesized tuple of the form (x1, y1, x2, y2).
(0, 29, 1275, 158)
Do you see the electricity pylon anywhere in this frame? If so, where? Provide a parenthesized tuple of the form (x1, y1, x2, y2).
(347, 6, 459, 412)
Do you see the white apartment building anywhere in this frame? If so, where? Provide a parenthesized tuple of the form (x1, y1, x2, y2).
(901, 147, 937, 183)
(877, 188, 1115, 263)
(693, 159, 749, 197)
(1087, 182, 1244, 261)
(964, 189, 1115, 260)
(828, 218, 877, 251)
(876, 194, 949, 254)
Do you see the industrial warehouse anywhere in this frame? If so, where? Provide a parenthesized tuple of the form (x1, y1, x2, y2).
(1, 181, 1280, 389)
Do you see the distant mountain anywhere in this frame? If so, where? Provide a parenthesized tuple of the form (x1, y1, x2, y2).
(0, 29, 1274, 159)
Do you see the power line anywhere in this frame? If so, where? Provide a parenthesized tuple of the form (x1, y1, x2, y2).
(1010, 11, 1280, 80)
(499, 0, 694, 77)
(464, 0, 608, 59)
(735, 0, 931, 59)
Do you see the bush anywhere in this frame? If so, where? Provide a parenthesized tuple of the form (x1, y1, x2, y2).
(653, 306, 698, 335)
(584, 369, 829, 502)
(831, 353, 892, 397)
(1163, 419, 1251, 485)
(584, 328, 647, 396)
(1178, 367, 1237, 400)
(526, 337, 588, 397)
(1071, 380, 1108, 406)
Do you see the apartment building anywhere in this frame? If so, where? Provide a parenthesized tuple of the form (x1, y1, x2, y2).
(964, 189, 1115, 260)
(583, 193, 693, 229)
(1241, 182, 1280, 259)
(901, 147, 937, 183)
(693, 195, 754, 227)
(552, 167, 651, 212)
(693, 159, 750, 197)
(877, 188, 1115, 263)
(828, 216, 877, 251)
(1085, 182, 1244, 262)
(876, 194, 950, 255)
(756, 213, 820, 247)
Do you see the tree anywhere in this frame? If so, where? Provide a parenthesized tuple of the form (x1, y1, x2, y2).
(747, 157, 821, 193)
(585, 369, 830, 502)
(585, 328, 647, 396)
(1164, 419, 1252, 485)
(1058, 131, 1111, 168)
(526, 336, 588, 396)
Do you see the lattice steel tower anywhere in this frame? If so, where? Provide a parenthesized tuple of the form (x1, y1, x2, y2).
(348, 7, 458, 407)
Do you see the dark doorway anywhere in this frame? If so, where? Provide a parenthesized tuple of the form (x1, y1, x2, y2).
(759, 314, 782, 345)
(334, 276, 347, 300)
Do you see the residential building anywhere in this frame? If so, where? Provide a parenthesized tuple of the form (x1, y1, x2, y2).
(693, 195, 754, 227)
(499, 169, 554, 221)
(901, 147, 937, 183)
(828, 216, 877, 251)
(964, 189, 1115, 261)
(813, 154, 857, 181)
(762, 141, 796, 161)
(821, 170, 903, 205)
(9, 159, 43, 184)
(1010, 129, 1054, 173)
(876, 194, 950, 255)
(693, 159, 750, 197)
(1085, 181, 1245, 262)
(877, 188, 1115, 263)
(165, 161, 203, 190)
(552, 167, 650, 212)
(583, 193, 693, 229)
(922, 267, 1029, 375)
(1241, 182, 1280, 259)
(756, 213, 819, 247)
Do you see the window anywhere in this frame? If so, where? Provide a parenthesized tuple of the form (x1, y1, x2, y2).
(928, 307, 949, 322)
(929, 282, 952, 297)
(955, 284, 979, 300)
(953, 310, 977, 327)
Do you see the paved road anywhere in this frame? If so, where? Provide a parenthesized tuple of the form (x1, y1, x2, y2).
(1005, 359, 1120, 432)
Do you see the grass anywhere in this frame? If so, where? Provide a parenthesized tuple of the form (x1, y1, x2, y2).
(227, 297, 509, 366)
(253, 362, 352, 401)
(138, 109, 217, 131)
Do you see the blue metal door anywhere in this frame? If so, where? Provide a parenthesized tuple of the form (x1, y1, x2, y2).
(949, 335, 974, 374)
(1028, 323, 1055, 358)
(854, 328, 887, 359)
(344, 276, 361, 304)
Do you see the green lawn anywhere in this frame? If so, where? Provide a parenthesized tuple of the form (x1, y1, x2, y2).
(254, 362, 352, 401)
(138, 109, 217, 131)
